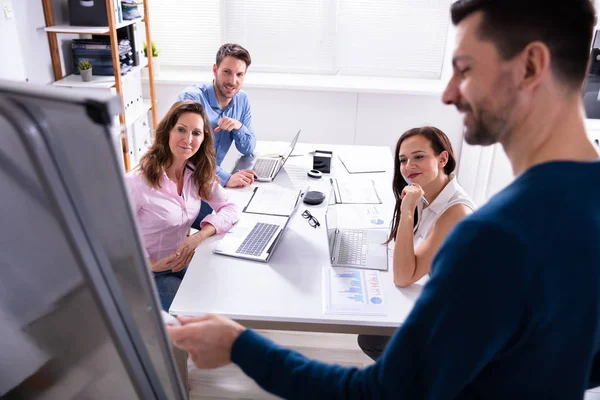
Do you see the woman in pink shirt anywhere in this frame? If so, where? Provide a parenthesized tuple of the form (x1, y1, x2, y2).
(126, 101, 238, 311)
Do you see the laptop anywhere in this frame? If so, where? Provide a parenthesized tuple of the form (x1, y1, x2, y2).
(213, 193, 302, 262)
(325, 194, 389, 271)
(233, 129, 301, 182)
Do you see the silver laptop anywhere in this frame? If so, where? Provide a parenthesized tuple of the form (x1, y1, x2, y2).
(213, 195, 302, 262)
(233, 129, 301, 182)
(325, 195, 389, 271)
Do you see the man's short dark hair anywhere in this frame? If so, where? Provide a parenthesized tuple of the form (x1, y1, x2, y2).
(216, 43, 252, 68)
(451, 0, 596, 88)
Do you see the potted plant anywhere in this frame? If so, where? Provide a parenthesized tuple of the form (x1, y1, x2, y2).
(78, 60, 93, 82)
(144, 41, 160, 76)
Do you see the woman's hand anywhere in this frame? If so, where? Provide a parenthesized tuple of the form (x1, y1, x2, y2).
(149, 254, 181, 272)
(148, 235, 201, 273)
(148, 250, 195, 273)
(400, 184, 425, 215)
(171, 235, 203, 272)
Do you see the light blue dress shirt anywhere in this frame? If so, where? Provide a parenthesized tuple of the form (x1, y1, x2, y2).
(178, 82, 256, 185)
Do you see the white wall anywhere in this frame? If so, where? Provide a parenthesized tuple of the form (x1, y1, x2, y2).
(0, 1, 26, 81)
(0, 0, 59, 83)
(12, 0, 54, 84)
(147, 83, 464, 158)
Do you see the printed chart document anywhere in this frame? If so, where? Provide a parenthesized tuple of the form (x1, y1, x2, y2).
(332, 178, 381, 204)
(243, 187, 301, 217)
(323, 267, 386, 315)
(335, 204, 393, 230)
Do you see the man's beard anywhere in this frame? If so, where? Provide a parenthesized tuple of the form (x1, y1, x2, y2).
(215, 80, 237, 99)
(463, 107, 507, 146)
(463, 72, 516, 146)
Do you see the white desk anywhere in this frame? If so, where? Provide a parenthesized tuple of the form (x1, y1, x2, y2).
(170, 142, 424, 335)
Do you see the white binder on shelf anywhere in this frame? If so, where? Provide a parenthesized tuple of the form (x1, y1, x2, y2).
(132, 113, 152, 164)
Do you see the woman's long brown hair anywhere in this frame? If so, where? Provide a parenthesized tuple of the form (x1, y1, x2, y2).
(386, 126, 457, 244)
(138, 100, 217, 200)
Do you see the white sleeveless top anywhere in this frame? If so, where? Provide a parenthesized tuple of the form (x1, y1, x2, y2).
(388, 175, 475, 285)
(388, 174, 476, 253)
(412, 174, 476, 249)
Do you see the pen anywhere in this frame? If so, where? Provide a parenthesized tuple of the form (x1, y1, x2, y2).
(404, 176, 429, 206)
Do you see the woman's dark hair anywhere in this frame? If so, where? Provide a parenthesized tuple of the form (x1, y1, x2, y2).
(138, 100, 217, 200)
(386, 126, 456, 244)
(450, 0, 595, 89)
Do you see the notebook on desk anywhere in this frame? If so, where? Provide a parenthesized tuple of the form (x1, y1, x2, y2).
(232, 129, 301, 182)
(338, 150, 387, 174)
(243, 186, 302, 217)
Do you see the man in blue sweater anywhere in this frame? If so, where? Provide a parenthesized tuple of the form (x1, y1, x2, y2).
(167, 1, 600, 398)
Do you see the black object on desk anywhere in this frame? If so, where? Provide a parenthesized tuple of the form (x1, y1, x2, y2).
(313, 150, 332, 173)
(302, 190, 326, 205)
(302, 210, 321, 228)
(307, 169, 323, 179)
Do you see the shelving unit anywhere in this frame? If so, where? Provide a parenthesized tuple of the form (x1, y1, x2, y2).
(43, 16, 143, 35)
(53, 59, 148, 89)
(41, 0, 158, 171)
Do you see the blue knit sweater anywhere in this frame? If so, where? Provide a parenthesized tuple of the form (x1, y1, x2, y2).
(232, 161, 600, 399)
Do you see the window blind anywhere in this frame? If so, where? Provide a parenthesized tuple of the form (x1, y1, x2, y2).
(336, 0, 451, 78)
(148, 0, 221, 67)
(225, 0, 335, 73)
(149, 0, 451, 79)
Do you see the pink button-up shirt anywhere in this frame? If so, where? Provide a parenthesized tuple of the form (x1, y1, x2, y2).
(125, 166, 238, 261)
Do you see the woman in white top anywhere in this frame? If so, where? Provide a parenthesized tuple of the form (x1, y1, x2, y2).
(358, 126, 476, 360)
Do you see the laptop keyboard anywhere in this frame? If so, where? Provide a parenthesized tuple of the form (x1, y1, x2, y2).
(253, 158, 279, 178)
(236, 222, 279, 256)
(338, 229, 368, 266)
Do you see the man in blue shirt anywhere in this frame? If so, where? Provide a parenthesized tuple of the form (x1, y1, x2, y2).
(178, 43, 256, 189)
(178, 43, 256, 228)
(167, 1, 600, 398)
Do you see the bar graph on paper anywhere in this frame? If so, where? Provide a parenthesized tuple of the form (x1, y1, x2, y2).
(323, 267, 386, 315)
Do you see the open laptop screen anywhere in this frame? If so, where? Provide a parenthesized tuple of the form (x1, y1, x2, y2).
(325, 188, 338, 259)
(281, 129, 301, 164)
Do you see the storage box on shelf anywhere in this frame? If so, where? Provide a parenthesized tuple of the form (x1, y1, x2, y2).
(71, 37, 135, 76)
(42, 0, 158, 171)
(68, 0, 123, 26)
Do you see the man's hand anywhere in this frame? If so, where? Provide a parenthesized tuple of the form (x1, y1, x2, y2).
(166, 314, 246, 369)
(225, 169, 255, 188)
(214, 117, 242, 132)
